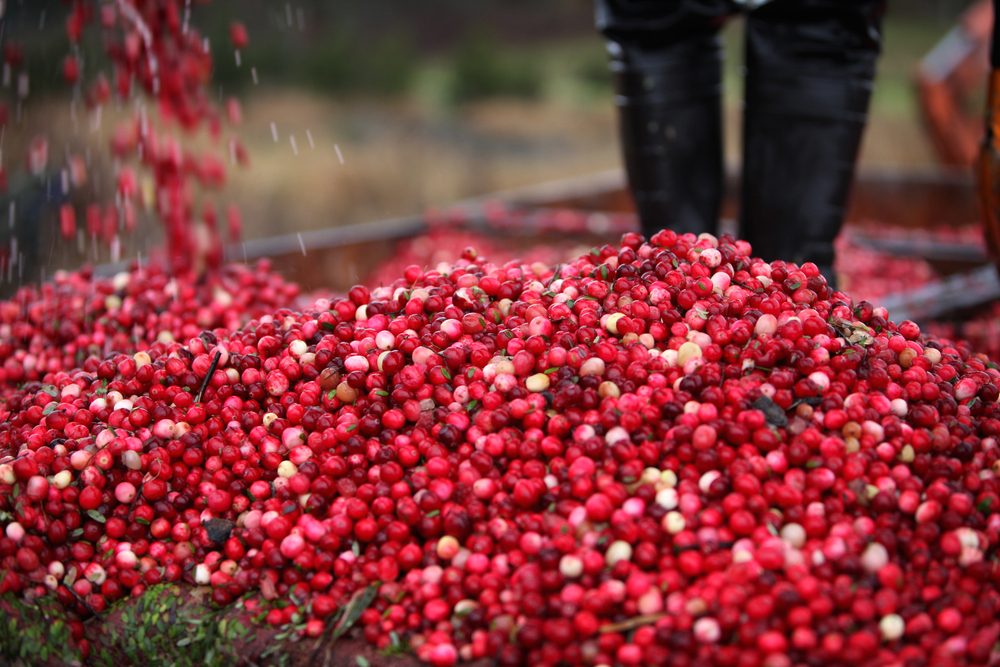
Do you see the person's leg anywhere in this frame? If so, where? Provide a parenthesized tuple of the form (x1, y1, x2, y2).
(597, 0, 734, 239)
(739, 0, 886, 286)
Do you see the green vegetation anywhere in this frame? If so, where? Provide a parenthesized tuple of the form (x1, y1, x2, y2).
(447, 34, 544, 104)
(90, 585, 246, 667)
(0, 594, 78, 665)
(3, 0, 972, 116)
(214, 31, 419, 97)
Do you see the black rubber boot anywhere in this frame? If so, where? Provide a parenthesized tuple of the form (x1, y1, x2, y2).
(608, 33, 725, 239)
(740, 0, 886, 287)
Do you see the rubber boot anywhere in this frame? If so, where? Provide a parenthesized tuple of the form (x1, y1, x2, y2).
(608, 33, 724, 240)
(740, 1, 885, 287)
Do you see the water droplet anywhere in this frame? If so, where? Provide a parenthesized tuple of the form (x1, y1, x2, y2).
(306, 129, 315, 150)
(270, 122, 278, 143)
(297, 232, 307, 256)
(289, 134, 298, 156)
(251, 67, 259, 85)
(335, 144, 344, 165)
(17, 72, 29, 99)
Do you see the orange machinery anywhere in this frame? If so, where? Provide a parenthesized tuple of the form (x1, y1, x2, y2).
(915, 0, 1000, 268)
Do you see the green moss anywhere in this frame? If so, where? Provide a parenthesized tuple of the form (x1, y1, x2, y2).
(92, 585, 246, 667)
(447, 34, 543, 105)
(0, 594, 78, 665)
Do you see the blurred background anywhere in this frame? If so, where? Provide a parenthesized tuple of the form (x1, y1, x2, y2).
(0, 0, 988, 286)
(0, 0, 987, 245)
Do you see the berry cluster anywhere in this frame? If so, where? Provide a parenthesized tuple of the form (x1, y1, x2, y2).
(1, 231, 998, 666)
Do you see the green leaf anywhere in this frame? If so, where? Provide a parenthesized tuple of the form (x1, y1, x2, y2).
(39, 385, 58, 398)
(543, 367, 559, 375)
(346, 423, 357, 432)
(42, 403, 58, 416)
(332, 584, 380, 641)
(441, 367, 452, 381)
(87, 509, 106, 524)
(426, 509, 440, 518)
(356, 657, 370, 667)
(375, 390, 389, 397)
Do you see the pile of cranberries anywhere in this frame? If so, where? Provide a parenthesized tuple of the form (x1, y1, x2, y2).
(1, 230, 998, 666)
(0, 260, 300, 392)
(833, 229, 938, 303)
(925, 303, 1000, 364)
(365, 226, 583, 290)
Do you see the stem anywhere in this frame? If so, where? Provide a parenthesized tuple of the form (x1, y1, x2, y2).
(195, 351, 222, 403)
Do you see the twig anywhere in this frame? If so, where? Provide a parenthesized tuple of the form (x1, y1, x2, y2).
(599, 613, 666, 634)
(67, 584, 101, 618)
(195, 351, 222, 403)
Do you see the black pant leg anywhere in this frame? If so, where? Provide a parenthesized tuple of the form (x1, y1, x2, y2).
(740, 0, 887, 285)
(597, 0, 736, 238)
